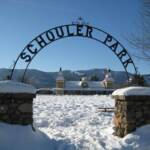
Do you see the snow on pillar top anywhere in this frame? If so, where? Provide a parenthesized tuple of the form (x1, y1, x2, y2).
(0, 80, 36, 94)
(112, 86, 150, 96)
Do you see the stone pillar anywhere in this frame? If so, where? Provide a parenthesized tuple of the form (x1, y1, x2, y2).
(112, 87, 150, 137)
(0, 80, 36, 125)
(55, 88, 64, 95)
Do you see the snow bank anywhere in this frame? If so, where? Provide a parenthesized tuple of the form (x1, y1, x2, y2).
(0, 80, 36, 94)
(0, 123, 76, 150)
(112, 86, 150, 96)
(0, 123, 51, 150)
(122, 125, 150, 150)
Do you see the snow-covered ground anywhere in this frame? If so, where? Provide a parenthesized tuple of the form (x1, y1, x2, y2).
(0, 95, 150, 150)
(33, 95, 150, 150)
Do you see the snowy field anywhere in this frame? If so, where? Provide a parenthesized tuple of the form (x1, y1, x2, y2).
(33, 95, 150, 150)
(0, 95, 150, 150)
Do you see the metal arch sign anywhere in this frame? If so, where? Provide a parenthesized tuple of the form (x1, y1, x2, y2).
(10, 23, 137, 81)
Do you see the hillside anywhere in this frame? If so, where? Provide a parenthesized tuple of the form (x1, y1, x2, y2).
(0, 68, 149, 88)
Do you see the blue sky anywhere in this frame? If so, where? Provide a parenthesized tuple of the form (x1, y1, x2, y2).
(0, 0, 149, 74)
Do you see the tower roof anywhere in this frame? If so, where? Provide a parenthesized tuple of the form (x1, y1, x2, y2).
(56, 67, 64, 81)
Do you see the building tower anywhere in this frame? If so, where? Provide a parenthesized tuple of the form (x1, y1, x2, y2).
(56, 68, 65, 95)
(103, 68, 114, 89)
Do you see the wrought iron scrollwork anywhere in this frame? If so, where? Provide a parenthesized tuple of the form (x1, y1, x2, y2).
(10, 23, 137, 81)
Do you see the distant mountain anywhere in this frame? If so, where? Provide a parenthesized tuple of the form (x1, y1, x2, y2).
(0, 68, 149, 88)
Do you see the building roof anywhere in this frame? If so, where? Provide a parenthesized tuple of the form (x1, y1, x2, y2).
(64, 81, 105, 91)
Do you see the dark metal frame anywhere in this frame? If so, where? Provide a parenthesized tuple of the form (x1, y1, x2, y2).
(10, 24, 137, 81)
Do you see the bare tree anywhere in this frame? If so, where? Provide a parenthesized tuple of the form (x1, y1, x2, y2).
(128, 0, 150, 60)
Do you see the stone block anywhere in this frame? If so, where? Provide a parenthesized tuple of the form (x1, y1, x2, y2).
(136, 111, 143, 118)
(146, 120, 150, 124)
(0, 105, 8, 113)
(18, 103, 32, 113)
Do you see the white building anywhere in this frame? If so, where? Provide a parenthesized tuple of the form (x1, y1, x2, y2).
(55, 68, 114, 95)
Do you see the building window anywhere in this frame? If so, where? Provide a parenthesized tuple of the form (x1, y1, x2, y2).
(81, 82, 88, 88)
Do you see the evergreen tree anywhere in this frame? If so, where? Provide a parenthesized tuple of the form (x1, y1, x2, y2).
(129, 74, 146, 86)
(90, 75, 99, 81)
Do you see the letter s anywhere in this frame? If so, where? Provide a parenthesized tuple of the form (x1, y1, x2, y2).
(20, 52, 31, 62)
